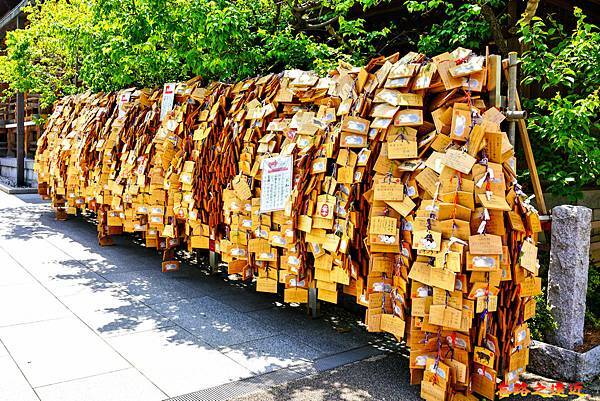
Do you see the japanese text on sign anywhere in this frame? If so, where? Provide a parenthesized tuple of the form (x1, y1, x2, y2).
(260, 155, 293, 213)
(160, 83, 176, 120)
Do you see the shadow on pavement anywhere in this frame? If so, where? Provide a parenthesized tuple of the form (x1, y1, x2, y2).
(0, 198, 403, 388)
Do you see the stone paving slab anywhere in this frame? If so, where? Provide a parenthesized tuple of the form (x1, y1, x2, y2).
(0, 248, 37, 287)
(221, 334, 321, 375)
(70, 298, 175, 338)
(57, 281, 135, 312)
(106, 327, 252, 397)
(176, 274, 283, 313)
(247, 305, 373, 357)
(34, 368, 166, 401)
(1, 238, 98, 289)
(103, 270, 204, 305)
(0, 355, 40, 401)
(0, 317, 131, 388)
(152, 296, 279, 348)
(0, 283, 71, 327)
(45, 227, 159, 276)
(41, 270, 112, 299)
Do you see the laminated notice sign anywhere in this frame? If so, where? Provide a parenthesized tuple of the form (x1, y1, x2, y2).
(260, 155, 293, 213)
(160, 83, 176, 120)
(118, 91, 132, 118)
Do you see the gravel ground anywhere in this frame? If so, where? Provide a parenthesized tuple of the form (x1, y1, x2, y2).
(231, 353, 600, 401)
(0, 174, 33, 188)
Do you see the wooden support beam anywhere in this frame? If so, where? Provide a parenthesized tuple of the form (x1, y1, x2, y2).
(0, 0, 28, 32)
(487, 55, 502, 109)
(308, 287, 320, 318)
(15, 12, 25, 187)
(502, 58, 548, 215)
(514, 94, 547, 215)
(16, 91, 24, 186)
(507, 52, 518, 146)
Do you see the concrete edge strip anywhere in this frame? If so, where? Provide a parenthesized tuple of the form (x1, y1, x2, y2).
(0, 182, 37, 194)
(529, 340, 600, 382)
(165, 345, 384, 401)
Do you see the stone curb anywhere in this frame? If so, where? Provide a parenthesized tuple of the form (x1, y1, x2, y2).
(529, 340, 600, 382)
(0, 182, 37, 194)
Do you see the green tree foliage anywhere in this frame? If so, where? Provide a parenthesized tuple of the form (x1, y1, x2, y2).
(404, 0, 505, 55)
(0, 0, 395, 105)
(0, 0, 92, 107)
(0, 0, 597, 200)
(587, 263, 600, 329)
(518, 8, 600, 198)
(529, 292, 558, 342)
(1, 0, 517, 107)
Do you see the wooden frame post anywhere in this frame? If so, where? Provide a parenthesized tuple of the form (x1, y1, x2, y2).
(507, 52, 519, 146)
(502, 53, 548, 215)
(308, 286, 320, 318)
(487, 55, 502, 109)
(15, 13, 25, 186)
(208, 229, 220, 274)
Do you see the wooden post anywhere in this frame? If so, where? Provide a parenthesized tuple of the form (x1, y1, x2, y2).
(16, 98, 25, 186)
(308, 286, 320, 318)
(209, 250, 220, 274)
(208, 229, 220, 274)
(507, 52, 518, 146)
(15, 13, 25, 186)
(487, 55, 502, 109)
(502, 57, 548, 215)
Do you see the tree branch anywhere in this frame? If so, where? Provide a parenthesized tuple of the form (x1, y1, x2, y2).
(481, 4, 509, 55)
(305, 15, 338, 30)
(326, 25, 345, 48)
(293, 1, 320, 13)
(521, 0, 540, 25)
(273, 0, 281, 32)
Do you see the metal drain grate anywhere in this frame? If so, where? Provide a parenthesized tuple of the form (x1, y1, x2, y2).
(166, 345, 383, 401)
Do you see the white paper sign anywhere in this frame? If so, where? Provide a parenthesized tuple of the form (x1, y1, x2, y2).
(160, 83, 176, 120)
(118, 91, 132, 118)
(260, 155, 293, 213)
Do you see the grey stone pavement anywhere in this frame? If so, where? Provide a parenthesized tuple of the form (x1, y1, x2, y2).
(0, 191, 598, 401)
(0, 190, 401, 401)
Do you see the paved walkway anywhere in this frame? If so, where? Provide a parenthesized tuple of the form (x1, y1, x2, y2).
(4, 192, 595, 401)
(0, 191, 392, 401)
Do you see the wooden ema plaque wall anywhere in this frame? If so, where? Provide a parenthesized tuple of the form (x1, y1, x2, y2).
(35, 48, 542, 401)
